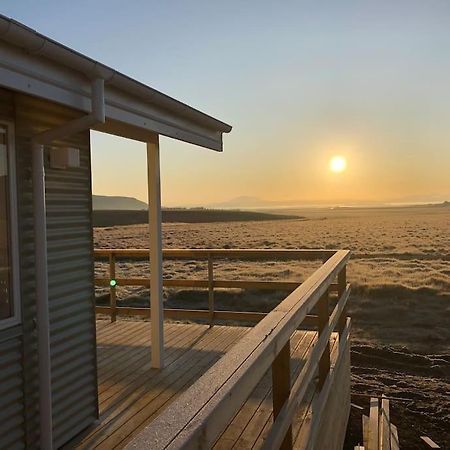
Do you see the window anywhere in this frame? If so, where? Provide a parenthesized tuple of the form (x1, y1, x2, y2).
(0, 123, 20, 328)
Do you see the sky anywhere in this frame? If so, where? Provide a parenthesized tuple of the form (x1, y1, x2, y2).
(2, 1, 450, 206)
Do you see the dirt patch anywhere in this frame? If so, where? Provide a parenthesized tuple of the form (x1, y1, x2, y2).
(345, 345, 450, 449)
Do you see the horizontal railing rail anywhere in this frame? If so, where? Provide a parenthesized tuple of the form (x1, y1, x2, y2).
(94, 248, 341, 325)
(95, 248, 339, 260)
(124, 249, 351, 450)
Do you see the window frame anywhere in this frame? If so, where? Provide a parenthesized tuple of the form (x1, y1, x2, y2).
(0, 121, 21, 330)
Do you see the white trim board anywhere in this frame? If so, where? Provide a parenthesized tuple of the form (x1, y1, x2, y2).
(0, 120, 21, 330)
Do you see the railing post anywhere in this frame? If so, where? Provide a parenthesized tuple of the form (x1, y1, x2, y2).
(109, 252, 117, 322)
(337, 265, 347, 336)
(318, 290, 330, 389)
(208, 254, 214, 327)
(272, 340, 293, 450)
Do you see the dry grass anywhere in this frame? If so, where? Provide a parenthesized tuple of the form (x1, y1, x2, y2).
(94, 205, 449, 351)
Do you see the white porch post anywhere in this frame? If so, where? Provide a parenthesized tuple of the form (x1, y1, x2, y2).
(147, 136, 164, 368)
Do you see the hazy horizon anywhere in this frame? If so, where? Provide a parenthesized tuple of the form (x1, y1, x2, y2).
(3, 1, 450, 206)
(92, 186, 450, 208)
(92, 192, 449, 211)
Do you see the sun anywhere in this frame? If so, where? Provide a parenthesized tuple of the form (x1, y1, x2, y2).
(329, 156, 347, 173)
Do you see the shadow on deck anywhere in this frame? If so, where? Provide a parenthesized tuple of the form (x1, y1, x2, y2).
(66, 319, 346, 449)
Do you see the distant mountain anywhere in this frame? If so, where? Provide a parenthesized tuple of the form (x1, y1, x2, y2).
(208, 196, 379, 209)
(422, 200, 449, 208)
(92, 195, 148, 211)
(209, 196, 293, 209)
(209, 196, 450, 210)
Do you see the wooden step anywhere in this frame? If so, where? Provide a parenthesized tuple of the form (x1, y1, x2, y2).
(361, 396, 401, 450)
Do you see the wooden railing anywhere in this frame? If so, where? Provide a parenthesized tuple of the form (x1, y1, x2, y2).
(124, 249, 351, 450)
(94, 248, 342, 326)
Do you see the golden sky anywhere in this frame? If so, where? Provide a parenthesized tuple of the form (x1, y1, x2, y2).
(6, 1, 449, 206)
(89, 2, 450, 206)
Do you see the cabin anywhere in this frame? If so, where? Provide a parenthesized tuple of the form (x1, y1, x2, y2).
(0, 15, 352, 450)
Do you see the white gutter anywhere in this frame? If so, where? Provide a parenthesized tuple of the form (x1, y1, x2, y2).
(31, 78, 105, 450)
(0, 14, 231, 133)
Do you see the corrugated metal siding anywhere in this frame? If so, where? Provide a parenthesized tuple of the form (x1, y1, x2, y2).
(0, 88, 27, 450)
(14, 93, 98, 448)
(0, 327, 26, 450)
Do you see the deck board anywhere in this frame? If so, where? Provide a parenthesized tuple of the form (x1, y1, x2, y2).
(97, 324, 196, 396)
(66, 320, 342, 449)
(98, 328, 247, 449)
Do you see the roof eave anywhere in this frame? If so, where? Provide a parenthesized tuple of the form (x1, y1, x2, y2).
(0, 15, 232, 148)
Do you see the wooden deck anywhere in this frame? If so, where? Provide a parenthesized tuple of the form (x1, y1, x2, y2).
(66, 319, 346, 449)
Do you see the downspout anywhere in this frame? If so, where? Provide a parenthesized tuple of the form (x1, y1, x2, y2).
(31, 78, 105, 450)
(34, 78, 105, 144)
(31, 142, 52, 450)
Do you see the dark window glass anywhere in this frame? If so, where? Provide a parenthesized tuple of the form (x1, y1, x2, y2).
(0, 126, 13, 320)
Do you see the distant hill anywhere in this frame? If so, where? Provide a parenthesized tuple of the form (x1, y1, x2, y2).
(93, 195, 147, 210)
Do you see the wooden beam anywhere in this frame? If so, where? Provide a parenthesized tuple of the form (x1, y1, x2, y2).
(337, 266, 347, 335)
(272, 341, 292, 449)
(318, 291, 330, 389)
(208, 254, 214, 326)
(94, 248, 338, 261)
(420, 436, 440, 449)
(362, 414, 369, 448)
(95, 306, 320, 326)
(390, 424, 400, 450)
(380, 395, 390, 450)
(94, 277, 303, 291)
(368, 397, 379, 450)
(95, 276, 340, 294)
(147, 136, 164, 369)
(109, 253, 117, 322)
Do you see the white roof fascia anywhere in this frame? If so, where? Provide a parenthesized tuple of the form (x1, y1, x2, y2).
(0, 15, 231, 151)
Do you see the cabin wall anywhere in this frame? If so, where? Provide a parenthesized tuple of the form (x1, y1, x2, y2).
(0, 88, 98, 449)
(0, 326, 26, 449)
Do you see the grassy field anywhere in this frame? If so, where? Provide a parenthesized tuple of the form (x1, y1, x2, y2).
(94, 204, 449, 448)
